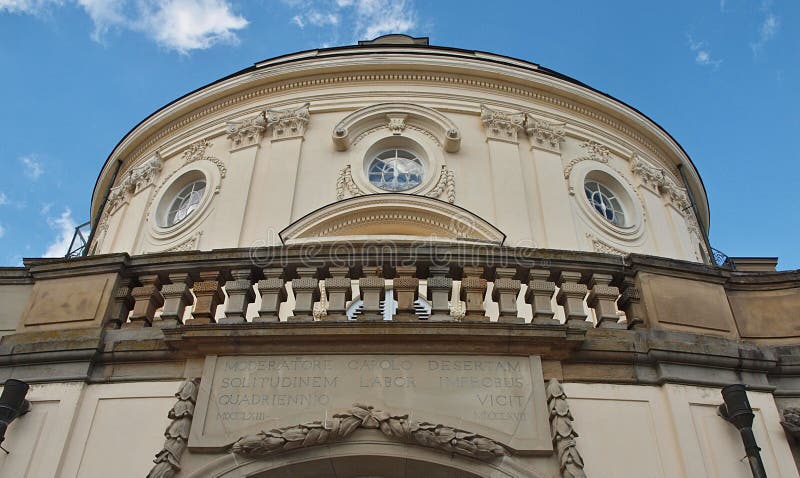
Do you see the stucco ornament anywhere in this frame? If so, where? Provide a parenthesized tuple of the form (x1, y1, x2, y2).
(563, 141, 611, 188)
(147, 378, 200, 478)
(231, 403, 506, 460)
(480, 104, 525, 142)
(336, 164, 455, 203)
(586, 233, 625, 256)
(266, 103, 310, 140)
(182, 138, 227, 179)
(525, 115, 566, 151)
(105, 151, 163, 213)
(336, 165, 365, 200)
(547, 379, 587, 478)
(226, 112, 267, 148)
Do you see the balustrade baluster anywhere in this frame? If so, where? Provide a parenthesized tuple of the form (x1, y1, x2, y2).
(221, 268, 255, 324)
(556, 271, 590, 328)
(255, 268, 285, 323)
(158, 273, 194, 328)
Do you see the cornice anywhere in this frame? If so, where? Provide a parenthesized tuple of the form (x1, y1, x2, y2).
(93, 54, 709, 230)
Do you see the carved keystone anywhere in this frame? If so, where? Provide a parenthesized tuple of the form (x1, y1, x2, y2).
(107, 279, 135, 329)
(157, 273, 194, 328)
(587, 273, 623, 329)
(618, 277, 647, 329)
(127, 274, 163, 328)
(358, 266, 385, 321)
(427, 266, 453, 322)
(320, 267, 351, 322)
(289, 267, 320, 322)
(460, 266, 488, 322)
(527, 269, 559, 325)
(393, 266, 419, 321)
(187, 271, 224, 325)
(556, 271, 590, 329)
(493, 267, 523, 324)
(254, 268, 286, 323)
(220, 269, 255, 324)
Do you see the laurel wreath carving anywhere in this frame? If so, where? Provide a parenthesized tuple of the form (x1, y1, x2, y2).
(547, 379, 587, 478)
(231, 403, 506, 460)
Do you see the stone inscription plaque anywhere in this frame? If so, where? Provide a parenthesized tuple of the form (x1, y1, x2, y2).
(190, 354, 551, 453)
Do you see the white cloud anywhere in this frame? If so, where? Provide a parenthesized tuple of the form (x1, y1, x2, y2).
(1, 0, 249, 53)
(285, 0, 416, 42)
(751, 12, 779, 55)
(43, 207, 76, 258)
(0, 223, 5, 239)
(20, 154, 44, 179)
(0, 192, 8, 206)
(688, 36, 722, 69)
(136, 0, 249, 54)
(40, 202, 53, 215)
(0, 0, 62, 14)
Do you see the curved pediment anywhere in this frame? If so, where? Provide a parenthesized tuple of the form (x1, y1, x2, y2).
(280, 194, 505, 245)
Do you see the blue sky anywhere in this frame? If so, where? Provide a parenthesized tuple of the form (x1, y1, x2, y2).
(0, 0, 797, 269)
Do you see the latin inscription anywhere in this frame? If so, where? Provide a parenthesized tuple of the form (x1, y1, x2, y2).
(192, 354, 549, 452)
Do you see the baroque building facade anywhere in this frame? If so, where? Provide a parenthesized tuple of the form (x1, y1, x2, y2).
(0, 35, 799, 477)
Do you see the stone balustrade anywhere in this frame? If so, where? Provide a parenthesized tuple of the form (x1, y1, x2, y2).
(103, 255, 637, 329)
(7, 245, 798, 342)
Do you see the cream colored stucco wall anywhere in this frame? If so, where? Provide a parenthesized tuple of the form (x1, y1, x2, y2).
(92, 55, 706, 262)
(0, 381, 794, 478)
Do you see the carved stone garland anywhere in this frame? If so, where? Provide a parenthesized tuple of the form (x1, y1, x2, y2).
(232, 403, 506, 460)
(563, 141, 611, 193)
(547, 379, 587, 478)
(585, 233, 625, 256)
(147, 378, 200, 478)
(336, 164, 456, 203)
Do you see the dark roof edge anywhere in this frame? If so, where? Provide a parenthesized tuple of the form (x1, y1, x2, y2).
(91, 42, 709, 230)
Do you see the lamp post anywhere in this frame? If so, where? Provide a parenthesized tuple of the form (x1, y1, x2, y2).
(0, 379, 31, 453)
(718, 384, 768, 478)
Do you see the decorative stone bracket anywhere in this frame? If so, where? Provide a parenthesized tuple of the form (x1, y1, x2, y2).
(547, 379, 587, 478)
(147, 378, 200, 478)
(480, 105, 566, 148)
(232, 403, 506, 460)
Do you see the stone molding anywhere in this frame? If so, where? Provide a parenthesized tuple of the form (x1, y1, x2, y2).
(332, 103, 461, 153)
(280, 194, 505, 245)
(546, 379, 587, 478)
(231, 403, 506, 460)
(226, 113, 266, 149)
(147, 378, 200, 478)
(266, 103, 310, 140)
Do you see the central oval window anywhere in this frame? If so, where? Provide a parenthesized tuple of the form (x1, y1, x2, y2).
(584, 180, 626, 227)
(166, 179, 206, 227)
(367, 149, 424, 191)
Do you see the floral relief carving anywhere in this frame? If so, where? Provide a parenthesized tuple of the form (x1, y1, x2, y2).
(525, 115, 566, 151)
(164, 233, 201, 253)
(147, 378, 200, 478)
(563, 141, 611, 190)
(386, 113, 407, 135)
(106, 151, 163, 213)
(336, 165, 365, 200)
(480, 104, 525, 142)
(425, 165, 456, 203)
(586, 233, 625, 256)
(183, 138, 226, 178)
(226, 112, 266, 149)
(266, 103, 310, 140)
(547, 379, 587, 478)
(231, 403, 506, 460)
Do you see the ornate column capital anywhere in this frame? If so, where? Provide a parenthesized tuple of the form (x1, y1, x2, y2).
(480, 104, 525, 143)
(226, 113, 266, 150)
(525, 115, 566, 151)
(266, 103, 310, 141)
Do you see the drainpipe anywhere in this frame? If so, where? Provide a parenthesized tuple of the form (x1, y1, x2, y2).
(677, 164, 713, 264)
(82, 159, 124, 256)
(718, 384, 768, 478)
